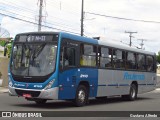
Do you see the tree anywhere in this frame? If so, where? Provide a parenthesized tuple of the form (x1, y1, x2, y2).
(0, 38, 13, 58)
(157, 51, 160, 64)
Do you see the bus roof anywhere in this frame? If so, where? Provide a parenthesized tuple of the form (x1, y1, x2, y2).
(15, 31, 155, 56)
(60, 32, 155, 56)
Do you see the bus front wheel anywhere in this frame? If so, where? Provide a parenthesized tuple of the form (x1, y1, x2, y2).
(74, 85, 88, 107)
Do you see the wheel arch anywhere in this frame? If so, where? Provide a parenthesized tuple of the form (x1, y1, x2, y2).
(78, 81, 90, 93)
(131, 81, 138, 93)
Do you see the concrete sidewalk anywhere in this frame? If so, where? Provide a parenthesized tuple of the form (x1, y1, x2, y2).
(0, 87, 8, 93)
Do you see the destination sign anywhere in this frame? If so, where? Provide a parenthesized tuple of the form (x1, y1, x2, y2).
(15, 34, 58, 42)
(27, 36, 46, 42)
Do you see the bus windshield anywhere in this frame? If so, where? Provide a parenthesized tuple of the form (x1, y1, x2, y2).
(11, 35, 58, 77)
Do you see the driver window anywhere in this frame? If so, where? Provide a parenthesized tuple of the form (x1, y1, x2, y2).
(60, 46, 76, 70)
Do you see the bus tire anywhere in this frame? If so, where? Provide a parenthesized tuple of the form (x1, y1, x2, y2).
(35, 99, 47, 104)
(74, 85, 88, 107)
(123, 84, 137, 101)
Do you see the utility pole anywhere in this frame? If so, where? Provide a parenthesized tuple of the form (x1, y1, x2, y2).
(125, 31, 137, 47)
(81, 0, 84, 36)
(38, 0, 43, 32)
(137, 39, 147, 49)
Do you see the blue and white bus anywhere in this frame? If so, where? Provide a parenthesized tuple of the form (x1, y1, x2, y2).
(8, 32, 157, 106)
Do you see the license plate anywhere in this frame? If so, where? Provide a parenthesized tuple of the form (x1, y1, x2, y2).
(23, 93, 31, 98)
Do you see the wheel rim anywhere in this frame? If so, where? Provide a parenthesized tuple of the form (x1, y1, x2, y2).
(78, 89, 85, 103)
(131, 87, 136, 98)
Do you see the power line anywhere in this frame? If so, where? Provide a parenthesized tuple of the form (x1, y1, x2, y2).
(0, 1, 38, 15)
(1, 1, 81, 28)
(0, 8, 80, 32)
(86, 12, 160, 24)
(0, 9, 36, 21)
(0, 12, 80, 35)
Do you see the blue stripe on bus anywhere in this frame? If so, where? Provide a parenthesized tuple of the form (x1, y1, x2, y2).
(100, 84, 154, 87)
(107, 84, 129, 86)
(119, 84, 129, 86)
(138, 84, 154, 86)
(98, 85, 106, 86)
(147, 84, 154, 85)
(108, 84, 118, 86)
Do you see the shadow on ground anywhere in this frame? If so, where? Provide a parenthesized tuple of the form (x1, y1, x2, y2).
(10, 97, 153, 110)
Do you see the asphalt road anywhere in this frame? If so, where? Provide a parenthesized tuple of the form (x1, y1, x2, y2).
(0, 76, 160, 120)
(0, 90, 160, 120)
(0, 88, 160, 111)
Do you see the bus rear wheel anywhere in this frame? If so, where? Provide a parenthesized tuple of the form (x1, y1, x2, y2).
(74, 85, 88, 107)
(122, 84, 137, 101)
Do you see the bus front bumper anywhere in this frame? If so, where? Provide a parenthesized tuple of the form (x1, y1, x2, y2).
(8, 86, 59, 100)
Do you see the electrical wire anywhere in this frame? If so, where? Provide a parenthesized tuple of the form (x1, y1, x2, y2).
(0, 12, 80, 35)
(86, 12, 160, 24)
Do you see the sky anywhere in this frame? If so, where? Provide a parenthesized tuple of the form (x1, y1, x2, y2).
(0, 0, 160, 54)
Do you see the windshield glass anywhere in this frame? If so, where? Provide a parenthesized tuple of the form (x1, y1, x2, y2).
(11, 42, 57, 77)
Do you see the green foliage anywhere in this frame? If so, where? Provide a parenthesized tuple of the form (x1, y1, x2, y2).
(0, 40, 6, 47)
(6, 43, 12, 58)
(0, 39, 13, 58)
(157, 51, 160, 63)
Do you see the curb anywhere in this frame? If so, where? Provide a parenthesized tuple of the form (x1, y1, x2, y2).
(0, 87, 9, 94)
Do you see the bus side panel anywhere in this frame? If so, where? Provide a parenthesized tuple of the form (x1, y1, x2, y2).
(58, 68, 98, 100)
(77, 68, 98, 98)
(138, 72, 156, 93)
(97, 70, 156, 97)
(97, 69, 130, 97)
(58, 69, 77, 99)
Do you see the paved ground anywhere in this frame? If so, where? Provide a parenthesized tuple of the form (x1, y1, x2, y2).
(0, 88, 160, 120)
(0, 88, 159, 111)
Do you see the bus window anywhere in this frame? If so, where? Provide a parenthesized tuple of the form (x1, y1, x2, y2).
(137, 54, 146, 71)
(66, 47, 75, 66)
(13, 45, 23, 69)
(126, 52, 136, 70)
(146, 56, 154, 72)
(113, 49, 125, 69)
(80, 44, 96, 67)
(60, 47, 76, 69)
(99, 47, 112, 68)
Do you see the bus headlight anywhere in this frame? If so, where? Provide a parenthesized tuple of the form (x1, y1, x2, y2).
(44, 79, 55, 90)
(8, 77, 13, 87)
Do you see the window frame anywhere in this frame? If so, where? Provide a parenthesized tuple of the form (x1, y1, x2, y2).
(98, 46, 113, 69)
(80, 43, 98, 68)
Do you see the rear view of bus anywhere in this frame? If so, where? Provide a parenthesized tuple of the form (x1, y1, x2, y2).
(8, 32, 59, 104)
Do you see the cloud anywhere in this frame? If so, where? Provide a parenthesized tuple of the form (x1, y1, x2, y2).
(0, 0, 160, 53)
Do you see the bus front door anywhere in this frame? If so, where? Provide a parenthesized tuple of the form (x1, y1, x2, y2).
(58, 39, 79, 99)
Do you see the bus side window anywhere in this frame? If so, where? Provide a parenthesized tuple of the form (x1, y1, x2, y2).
(99, 47, 112, 68)
(146, 56, 154, 72)
(65, 47, 75, 66)
(60, 47, 76, 69)
(137, 54, 146, 71)
(80, 44, 96, 67)
(126, 52, 136, 70)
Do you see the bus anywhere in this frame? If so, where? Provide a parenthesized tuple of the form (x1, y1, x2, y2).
(8, 32, 157, 106)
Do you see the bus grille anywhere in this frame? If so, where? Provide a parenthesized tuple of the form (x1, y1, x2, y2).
(15, 89, 41, 97)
